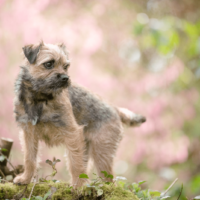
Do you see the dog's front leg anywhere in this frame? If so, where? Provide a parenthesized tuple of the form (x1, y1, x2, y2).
(65, 127, 87, 188)
(14, 126, 38, 185)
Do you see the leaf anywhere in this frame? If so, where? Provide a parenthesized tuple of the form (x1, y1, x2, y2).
(79, 173, 89, 179)
(133, 23, 145, 35)
(43, 190, 51, 200)
(39, 178, 48, 182)
(0, 155, 6, 162)
(6, 175, 13, 181)
(190, 175, 200, 193)
(1, 148, 7, 152)
(132, 183, 140, 192)
(107, 174, 113, 179)
(194, 196, 200, 200)
(46, 159, 53, 166)
(97, 189, 103, 197)
(101, 171, 108, 178)
(34, 196, 43, 200)
(105, 182, 111, 185)
(118, 181, 125, 187)
(138, 180, 146, 185)
(86, 184, 95, 188)
(150, 191, 161, 197)
(53, 159, 61, 166)
(88, 190, 92, 196)
(51, 170, 57, 177)
(115, 176, 127, 181)
(124, 183, 133, 190)
(161, 196, 171, 199)
(135, 191, 145, 199)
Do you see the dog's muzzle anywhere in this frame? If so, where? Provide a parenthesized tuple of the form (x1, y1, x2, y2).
(58, 74, 69, 82)
(56, 74, 70, 88)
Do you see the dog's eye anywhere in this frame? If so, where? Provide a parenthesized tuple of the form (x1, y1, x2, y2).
(64, 64, 70, 70)
(43, 60, 55, 69)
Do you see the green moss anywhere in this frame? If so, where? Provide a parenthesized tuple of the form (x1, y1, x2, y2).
(0, 181, 139, 200)
(102, 184, 139, 200)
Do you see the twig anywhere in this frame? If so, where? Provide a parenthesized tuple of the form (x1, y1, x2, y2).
(28, 181, 37, 200)
(44, 174, 52, 180)
(44, 168, 57, 180)
(161, 178, 178, 197)
(6, 158, 17, 176)
(0, 178, 9, 183)
(177, 184, 183, 200)
(0, 168, 6, 179)
(14, 185, 28, 200)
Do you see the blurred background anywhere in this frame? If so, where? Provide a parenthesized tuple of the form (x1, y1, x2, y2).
(0, 0, 200, 198)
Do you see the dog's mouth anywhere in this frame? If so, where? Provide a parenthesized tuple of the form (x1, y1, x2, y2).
(31, 74, 71, 94)
(50, 78, 71, 89)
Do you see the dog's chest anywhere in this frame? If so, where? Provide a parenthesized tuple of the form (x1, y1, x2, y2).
(40, 100, 67, 127)
(15, 94, 70, 128)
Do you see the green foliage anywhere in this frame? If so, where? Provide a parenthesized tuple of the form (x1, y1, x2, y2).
(39, 158, 61, 183)
(122, 180, 168, 200)
(79, 173, 89, 179)
(133, 14, 200, 198)
(0, 181, 139, 200)
(0, 147, 7, 162)
(21, 190, 51, 200)
(0, 167, 190, 200)
(138, 181, 146, 185)
(133, 16, 200, 80)
(190, 174, 200, 194)
(0, 148, 8, 152)
(0, 154, 6, 162)
(194, 196, 200, 200)
(101, 171, 114, 179)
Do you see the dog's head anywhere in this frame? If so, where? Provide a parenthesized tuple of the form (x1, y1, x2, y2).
(21, 42, 71, 94)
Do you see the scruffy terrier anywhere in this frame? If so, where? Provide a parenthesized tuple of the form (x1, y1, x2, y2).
(13, 42, 146, 187)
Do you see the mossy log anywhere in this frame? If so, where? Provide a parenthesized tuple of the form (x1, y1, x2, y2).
(0, 181, 139, 200)
(0, 138, 13, 166)
(0, 137, 24, 180)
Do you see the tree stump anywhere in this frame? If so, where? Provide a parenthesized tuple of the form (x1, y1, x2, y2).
(0, 137, 24, 181)
(0, 137, 13, 166)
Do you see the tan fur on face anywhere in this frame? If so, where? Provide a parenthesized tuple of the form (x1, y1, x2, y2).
(26, 43, 70, 80)
(14, 42, 146, 187)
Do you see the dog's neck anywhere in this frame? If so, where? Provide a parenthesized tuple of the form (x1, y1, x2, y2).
(17, 78, 54, 105)
(16, 67, 55, 104)
(15, 67, 56, 125)
(32, 91, 54, 104)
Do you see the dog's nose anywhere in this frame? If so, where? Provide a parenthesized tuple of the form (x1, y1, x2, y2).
(60, 74, 69, 82)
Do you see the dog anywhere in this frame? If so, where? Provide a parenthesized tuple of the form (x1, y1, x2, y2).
(13, 42, 146, 187)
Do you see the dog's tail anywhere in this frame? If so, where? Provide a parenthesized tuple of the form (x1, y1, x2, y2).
(116, 107, 146, 127)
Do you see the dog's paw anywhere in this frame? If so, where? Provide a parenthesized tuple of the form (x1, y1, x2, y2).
(131, 114, 146, 126)
(13, 174, 31, 185)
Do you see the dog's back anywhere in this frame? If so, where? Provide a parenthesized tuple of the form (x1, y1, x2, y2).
(68, 84, 146, 133)
(68, 84, 119, 132)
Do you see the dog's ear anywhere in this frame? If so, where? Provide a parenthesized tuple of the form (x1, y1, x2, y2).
(22, 44, 42, 64)
(58, 43, 69, 57)
(58, 43, 66, 49)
